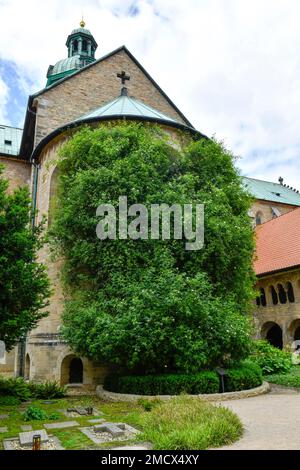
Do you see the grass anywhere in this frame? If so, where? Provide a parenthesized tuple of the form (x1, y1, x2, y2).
(0, 395, 243, 450)
(266, 366, 300, 388)
(139, 396, 243, 450)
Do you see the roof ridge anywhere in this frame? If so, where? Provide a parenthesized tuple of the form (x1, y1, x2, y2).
(243, 176, 283, 186)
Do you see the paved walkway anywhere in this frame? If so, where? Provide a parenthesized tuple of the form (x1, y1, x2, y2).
(216, 387, 300, 450)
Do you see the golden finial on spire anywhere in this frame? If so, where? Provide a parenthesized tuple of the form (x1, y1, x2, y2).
(80, 17, 85, 28)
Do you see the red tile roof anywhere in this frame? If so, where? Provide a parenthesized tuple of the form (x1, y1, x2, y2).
(254, 207, 300, 276)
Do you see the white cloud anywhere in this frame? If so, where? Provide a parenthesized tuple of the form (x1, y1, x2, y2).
(0, 0, 300, 187)
(0, 77, 10, 124)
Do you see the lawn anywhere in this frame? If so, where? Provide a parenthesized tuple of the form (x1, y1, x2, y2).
(0, 395, 243, 450)
(266, 366, 300, 389)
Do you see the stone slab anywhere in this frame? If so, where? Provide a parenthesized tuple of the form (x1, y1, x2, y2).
(0, 427, 8, 433)
(44, 421, 79, 429)
(94, 423, 124, 437)
(79, 427, 103, 445)
(0, 414, 9, 419)
(116, 423, 139, 435)
(21, 425, 33, 431)
(88, 419, 105, 424)
(19, 429, 49, 446)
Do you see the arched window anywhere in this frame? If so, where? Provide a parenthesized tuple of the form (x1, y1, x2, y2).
(82, 40, 87, 52)
(278, 284, 287, 304)
(256, 212, 263, 226)
(270, 286, 279, 305)
(287, 282, 295, 303)
(260, 288, 267, 307)
(256, 296, 261, 307)
(73, 40, 78, 52)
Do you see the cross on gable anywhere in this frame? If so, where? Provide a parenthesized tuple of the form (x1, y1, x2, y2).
(117, 71, 130, 85)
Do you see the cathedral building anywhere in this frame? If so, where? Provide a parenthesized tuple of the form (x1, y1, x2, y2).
(1, 22, 300, 387)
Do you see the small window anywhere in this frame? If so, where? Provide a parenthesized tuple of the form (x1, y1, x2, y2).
(73, 40, 78, 52)
(260, 288, 267, 307)
(278, 284, 287, 304)
(287, 282, 295, 303)
(82, 40, 87, 52)
(271, 206, 281, 218)
(4, 140, 12, 146)
(270, 286, 279, 305)
(256, 212, 263, 225)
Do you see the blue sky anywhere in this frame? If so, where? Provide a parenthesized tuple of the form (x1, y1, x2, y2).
(1, 0, 300, 187)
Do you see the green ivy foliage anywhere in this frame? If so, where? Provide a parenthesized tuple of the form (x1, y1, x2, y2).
(50, 123, 256, 374)
(0, 166, 50, 350)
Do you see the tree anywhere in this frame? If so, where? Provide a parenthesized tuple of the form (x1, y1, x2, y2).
(0, 166, 50, 350)
(50, 123, 255, 374)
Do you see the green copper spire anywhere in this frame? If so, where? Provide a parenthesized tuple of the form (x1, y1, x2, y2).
(46, 20, 98, 87)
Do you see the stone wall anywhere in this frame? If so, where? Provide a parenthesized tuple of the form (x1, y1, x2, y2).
(254, 269, 300, 348)
(0, 156, 31, 193)
(34, 48, 188, 146)
(251, 199, 296, 225)
(0, 350, 16, 377)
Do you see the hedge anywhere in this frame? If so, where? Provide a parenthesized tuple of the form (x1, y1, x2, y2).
(104, 362, 263, 395)
(104, 371, 220, 395)
(224, 361, 263, 392)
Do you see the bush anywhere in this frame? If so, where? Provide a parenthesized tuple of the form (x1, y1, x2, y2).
(0, 377, 31, 401)
(250, 340, 292, 374)
(141, 396, 242, 450)
(104, 372, 220, 395)
(266, 366, 300, 388)
(0, 396, 20, 406)
(224, 361, 263, 392)
(22, 406, 48, 422)
(28, 381, 66, 399)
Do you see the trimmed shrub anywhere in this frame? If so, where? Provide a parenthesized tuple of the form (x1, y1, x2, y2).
(250, 340, 292, 374)
(104, 372, 220, 395)
(28, 381, 66, 399)
(225, 361, 263, 392)
(0, 377, 31, 401)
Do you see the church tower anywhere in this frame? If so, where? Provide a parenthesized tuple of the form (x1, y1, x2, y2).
(46, 20, 98, 87)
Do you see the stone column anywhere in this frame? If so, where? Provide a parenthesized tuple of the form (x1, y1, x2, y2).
(282, 322, 291, 350)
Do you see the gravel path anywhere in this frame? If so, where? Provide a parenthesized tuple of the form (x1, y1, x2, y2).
(216, 386, 300, 450)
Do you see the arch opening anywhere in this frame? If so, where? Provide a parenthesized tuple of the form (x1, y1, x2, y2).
(262, 322, 283, 350)
(61, 354, 83, 385)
